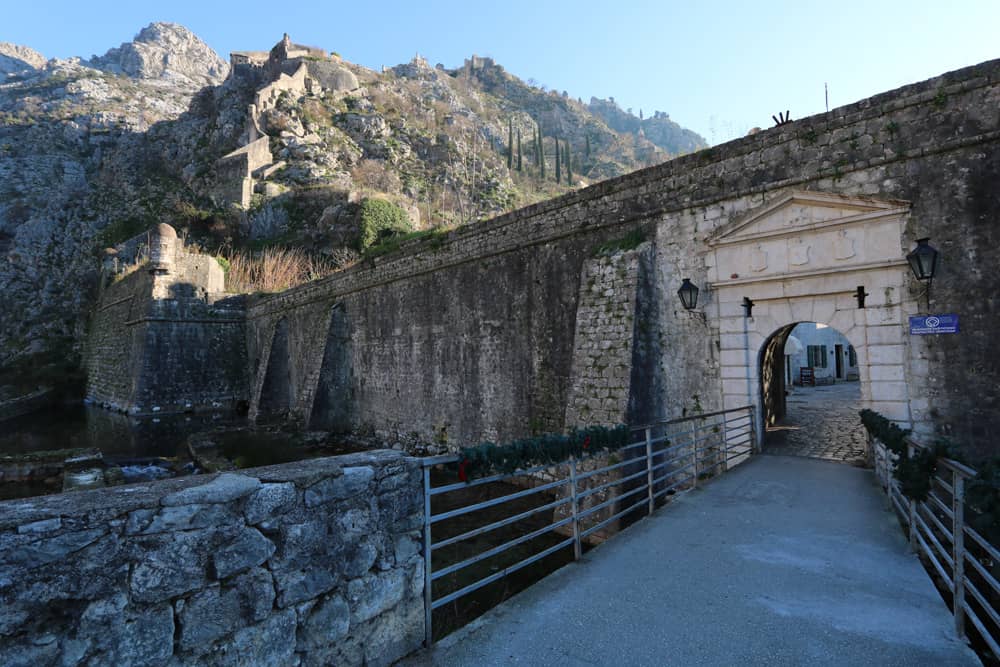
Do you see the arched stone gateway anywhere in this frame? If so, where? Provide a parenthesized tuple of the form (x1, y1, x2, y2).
(707, 190, 915, 444)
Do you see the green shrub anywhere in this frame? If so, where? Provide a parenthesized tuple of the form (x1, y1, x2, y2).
(454, 425, 632, 480)
(594, 228, 646, 256)
(97, 216, 149, 248)
(358, 198, 412, 251)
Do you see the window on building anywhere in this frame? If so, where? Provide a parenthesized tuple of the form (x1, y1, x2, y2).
(807, 345, 828, 368)
(848, 345, 857, 367)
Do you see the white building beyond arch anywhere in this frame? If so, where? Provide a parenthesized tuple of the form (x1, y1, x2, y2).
(705, 190, 916, 438)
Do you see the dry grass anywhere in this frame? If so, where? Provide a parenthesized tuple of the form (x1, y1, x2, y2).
(111, 251, 148, 282)
(224, 247, 337, 293)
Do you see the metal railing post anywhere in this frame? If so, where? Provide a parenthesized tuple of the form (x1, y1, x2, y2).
(422, 465, 433, 647)
(692, 427, 699, 490)
(907, 444, 918, 553)
(748, 406, 760, 454)
(721, 415, 729, 473)
(645, 428, 655, 514)
(881, 443, 892, 511)
(953, 471, 966, 639)
(569, 457, 582, 561)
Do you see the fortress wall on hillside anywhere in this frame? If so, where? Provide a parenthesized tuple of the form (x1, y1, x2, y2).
(242, 58, 1000, 456)
(86, 59, 1000, 458)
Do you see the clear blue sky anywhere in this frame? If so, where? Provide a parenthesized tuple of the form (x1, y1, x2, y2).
(5, 1, 999, 144)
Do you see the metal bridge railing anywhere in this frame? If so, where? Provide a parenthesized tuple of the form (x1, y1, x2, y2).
(419, 405, 757, 645)
(873, 438, 1000, 655)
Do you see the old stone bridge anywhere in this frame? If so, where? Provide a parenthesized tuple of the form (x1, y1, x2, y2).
(86, 57, 1000, 460)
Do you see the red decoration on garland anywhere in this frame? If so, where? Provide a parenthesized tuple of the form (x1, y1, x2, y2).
(583, 436, 591, 451)
(458, 459, 469, 482)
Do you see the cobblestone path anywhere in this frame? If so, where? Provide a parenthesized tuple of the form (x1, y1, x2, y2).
(764, 382, 868, 464)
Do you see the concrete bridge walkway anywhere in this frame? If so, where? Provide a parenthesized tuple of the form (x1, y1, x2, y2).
(405, 456, 978, 666)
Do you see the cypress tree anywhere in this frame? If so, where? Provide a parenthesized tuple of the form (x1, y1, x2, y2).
(517, 129, 523, 171)
(538, 128, 545, 179)
(566, 140, 572, 184)
(507, 119, 513, 169)
(555, 136, 561, 183)
(585, 134, 591, 158)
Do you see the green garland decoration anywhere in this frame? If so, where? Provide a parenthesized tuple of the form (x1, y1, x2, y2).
(860, 408, 941, 501)
(860, 409, 1000, 548)
(966, 460, 1000, 547)
(454, 425, 631, 481)
(859, 409, 910, 455)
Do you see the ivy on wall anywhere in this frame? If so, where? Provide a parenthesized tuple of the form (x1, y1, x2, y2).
(454, 425, 631, 481)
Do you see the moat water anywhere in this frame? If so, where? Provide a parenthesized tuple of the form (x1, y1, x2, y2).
(0, 405, 362, 501)
(0, 405, 242, 459)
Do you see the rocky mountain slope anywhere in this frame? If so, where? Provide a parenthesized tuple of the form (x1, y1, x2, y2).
(0, 23, 706, 397)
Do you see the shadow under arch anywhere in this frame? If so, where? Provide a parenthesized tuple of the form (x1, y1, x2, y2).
(758, 321, 862, 454)
(257, 317, 291, 424)
(308, 303, 352, 432)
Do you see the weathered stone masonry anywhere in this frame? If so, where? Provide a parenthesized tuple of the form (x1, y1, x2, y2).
(0, 451, 424, 666)
(89, 58, 1000, 459)
(85, 225, 249, 414)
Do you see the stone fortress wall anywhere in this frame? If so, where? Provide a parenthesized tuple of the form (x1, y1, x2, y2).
(84, 224, 248, 415)
(240, 57, 1000, 458)
(27, 49, 1000, 667)
(88, 57, 1000, 459)
(0, 450, 425, 666)
(215, 35, 359, 208)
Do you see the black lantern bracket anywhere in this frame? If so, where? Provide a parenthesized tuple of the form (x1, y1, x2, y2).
(906, 237, 939, 310)
(742, 297, 755, 318)
(676, 278, 706, 322)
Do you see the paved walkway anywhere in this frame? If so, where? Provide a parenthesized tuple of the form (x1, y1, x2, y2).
(765, 382, 868, 463)
(405, 456, 977, 666)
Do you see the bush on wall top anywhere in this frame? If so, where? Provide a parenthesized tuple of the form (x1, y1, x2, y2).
(358, 198, 411, 251)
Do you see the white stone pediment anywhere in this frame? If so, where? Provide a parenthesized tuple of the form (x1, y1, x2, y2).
(707, 190, 909, 246)
(706, 190, 910, 286)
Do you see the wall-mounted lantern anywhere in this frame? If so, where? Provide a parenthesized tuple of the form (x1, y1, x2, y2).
(677, 279, 700, 310)
(855, 286, 868, 309)
(906, 238, 938, 282)
(742, 297, 755, 318)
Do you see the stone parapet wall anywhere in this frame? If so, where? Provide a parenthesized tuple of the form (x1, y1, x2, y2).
(0, 451, 425, 666)
(255, 63, 311, 114)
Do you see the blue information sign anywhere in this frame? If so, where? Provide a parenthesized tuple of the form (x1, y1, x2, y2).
(909, 314, 959, 335)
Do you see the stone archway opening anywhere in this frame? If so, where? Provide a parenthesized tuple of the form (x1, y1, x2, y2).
(758, 321, 867, 464)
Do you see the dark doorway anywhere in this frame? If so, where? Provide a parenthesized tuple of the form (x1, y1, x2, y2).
(258, 319, 291, 423)
(309, 306, 353, 431)
(759, 322, 866, 463)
